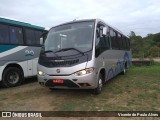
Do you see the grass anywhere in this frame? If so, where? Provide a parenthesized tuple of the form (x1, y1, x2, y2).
(0, 62, 159, 112)
(50, 62, 160, 111)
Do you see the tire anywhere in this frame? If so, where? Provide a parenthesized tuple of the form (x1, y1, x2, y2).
(2, 67, 24, 87)
(93, 74, 103, 95)
(121, 64, 126, 75)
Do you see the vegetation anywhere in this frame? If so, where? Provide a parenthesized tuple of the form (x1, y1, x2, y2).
(49, 63, 160, 111)
(129, 31, 160, 58)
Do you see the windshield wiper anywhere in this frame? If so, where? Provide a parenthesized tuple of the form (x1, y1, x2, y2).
(55, 48, 84, 55)
(42, 50, 59, 57)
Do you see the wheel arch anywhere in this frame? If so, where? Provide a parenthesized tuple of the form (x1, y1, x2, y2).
(98, 68, 106, 84)
(124, 60, 128, 69)
(2, 63, 24, 78)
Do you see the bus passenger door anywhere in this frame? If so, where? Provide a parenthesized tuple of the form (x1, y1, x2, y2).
(28, 47, 41, 76)
(95, 23, 110, 81)
(27, 59, 33, 76)
(25, 29, 43, 77)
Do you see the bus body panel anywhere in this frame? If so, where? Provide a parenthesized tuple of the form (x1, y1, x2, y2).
(38, 69, 98, 89)
(93, 49, 131, 81)
(0, 45, 41, 81)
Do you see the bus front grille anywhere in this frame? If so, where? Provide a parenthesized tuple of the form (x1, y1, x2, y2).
(40, 59, 79, 67)
(51, 59, 79, 66)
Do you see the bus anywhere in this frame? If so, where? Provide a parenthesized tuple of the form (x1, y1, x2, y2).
(37, 19, 131, 94)
(0, 17, 47, 87)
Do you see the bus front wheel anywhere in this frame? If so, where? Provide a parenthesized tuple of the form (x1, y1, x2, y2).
(93, 74, 103, 95)
(2, 67, 24, 87)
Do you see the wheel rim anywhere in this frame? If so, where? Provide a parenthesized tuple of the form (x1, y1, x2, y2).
(98, 78, 103, 91)
(124, 68, 126, 73)
(7, 72, 19, 84)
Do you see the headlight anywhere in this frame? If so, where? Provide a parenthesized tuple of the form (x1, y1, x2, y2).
(74, 68, 94, 76)
(37, 70, 46, 76)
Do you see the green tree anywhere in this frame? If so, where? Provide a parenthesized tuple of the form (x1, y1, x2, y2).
(129, 31, 160, 58)
(149, 46, 160, 58)
(129, 31, 144, 58)
(153, 33, 160, 47)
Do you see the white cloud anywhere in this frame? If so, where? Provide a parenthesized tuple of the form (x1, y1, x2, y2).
(0, 0, 160, 36)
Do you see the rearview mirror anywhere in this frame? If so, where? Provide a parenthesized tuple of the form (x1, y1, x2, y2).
(40, 37, 44, 45)
(102, 27, 107, 36)
(40, 32, 48, 45)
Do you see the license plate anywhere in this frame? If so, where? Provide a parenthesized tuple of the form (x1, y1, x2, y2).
(52, 79, 64, 84)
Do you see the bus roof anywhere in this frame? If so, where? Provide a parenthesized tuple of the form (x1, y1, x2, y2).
(0, 17, 45, 30)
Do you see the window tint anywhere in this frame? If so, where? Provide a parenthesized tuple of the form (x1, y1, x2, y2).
(128, 38, 130, 49)
(122, 36, 127, 50)
(95, 23, 110, 57)
(126, 38, 130, 50)
(35, 31, 42, 45)
(117, 33, 122, 50)
(125, 38, 128, 50)
(96, 34, 110, 52)
(0, 23, 44, 45)
(9, 26, 23, 44)
(0, 24, 9, 44)
(25, 29, 35, 45)
(110, 29, 118, 49)
(25, 29, 42, 46)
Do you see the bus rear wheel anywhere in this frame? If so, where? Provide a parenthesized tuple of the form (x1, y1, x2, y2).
(2, 67, 24, 87)
(121, 67, 126, 75)
(121, 62, 127, 75)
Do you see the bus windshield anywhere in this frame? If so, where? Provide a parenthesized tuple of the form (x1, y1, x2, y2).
(44, 21, 94, 53)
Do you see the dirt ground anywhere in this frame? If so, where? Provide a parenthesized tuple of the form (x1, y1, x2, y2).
(0, 78, 54, 111)
(0, 79, 159, 120)
(0, 79, 128, 120)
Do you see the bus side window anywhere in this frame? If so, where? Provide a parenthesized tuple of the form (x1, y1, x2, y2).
(125, 37, 129, 50)
(95, 24, 110, 57)
(9, 26, 23, 45)
(110, 29, 118, 50)
(122, 36, 126, 50)
(35, 31, 43, 45)
(127, 38, 130, 50)
(25, 29, 35, 45)
(0, 24, 9, 44)
(25, 29, 43, 46)
(118, 34, 122, 50)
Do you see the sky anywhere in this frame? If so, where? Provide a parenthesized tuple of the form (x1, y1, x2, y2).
(0, 0, 160, 37)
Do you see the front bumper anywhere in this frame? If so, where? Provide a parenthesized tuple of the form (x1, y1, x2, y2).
(38, 71, 98, 89)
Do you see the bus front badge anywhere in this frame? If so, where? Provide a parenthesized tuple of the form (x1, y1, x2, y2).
(56, 69, 60, 73)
